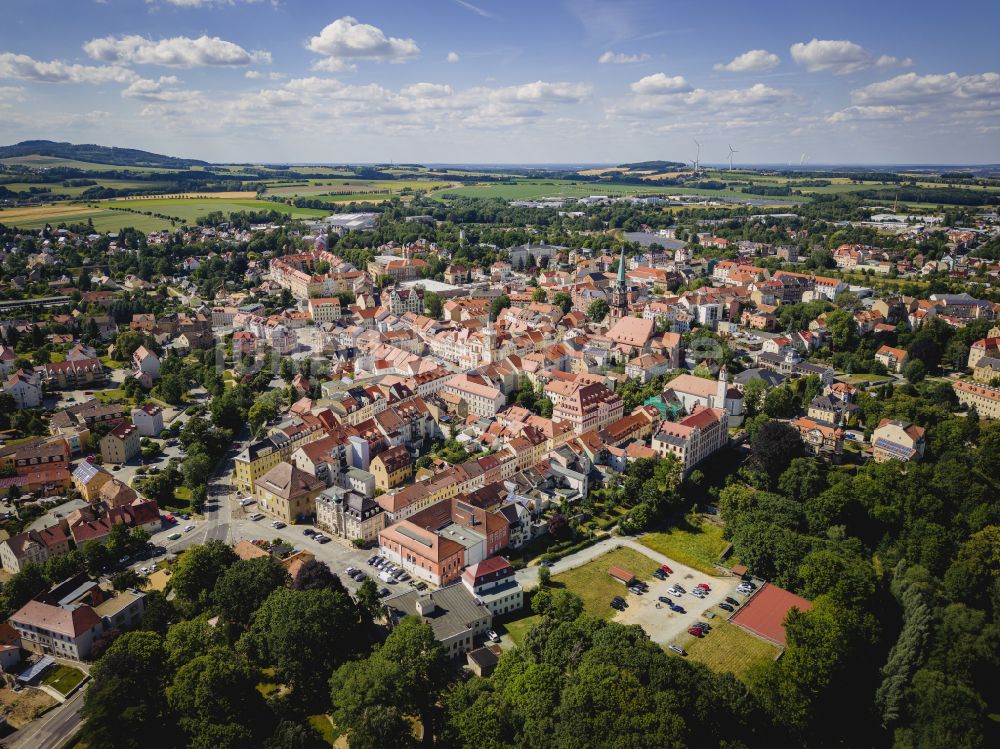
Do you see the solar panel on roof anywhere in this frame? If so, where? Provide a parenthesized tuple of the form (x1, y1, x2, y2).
(873, 438, 915, 459)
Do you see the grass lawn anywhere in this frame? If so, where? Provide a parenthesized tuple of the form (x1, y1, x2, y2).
(640, 517, 729, 576)
(41, 664, 87, 695)
(93, 388, 127, 404)
(500, 614, 542, 646)
(308, 715, 337, 746)
(550, 546, 657, 619)
(672, 621, 780, 681)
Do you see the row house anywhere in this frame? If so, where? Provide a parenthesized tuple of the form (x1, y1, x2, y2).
(38, 358, 105, 389)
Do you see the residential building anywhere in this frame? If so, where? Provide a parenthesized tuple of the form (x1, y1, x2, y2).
(443, 374, 505, 418)
(131, 346, 160, 380)
(370, 445, 413, 491)
(3, 370, 42, 408)
(308, 297, 344, 324)
(71, 461, 113, 501)
(100, 422, 140, 465)
(379, 521, 465, 586)
(876, 345, 909, 373)
(9, 574, 146, 660)
(972, 356, 1000, 384)
(953, 380, 1000, 419)
(0, 526, 71, 573)
(791, 417, 844, 458)
(552, 382, 623, 435)
(651, 406, 728, 477)
(315, 486, 385, 544)
(872, 419, 926, 463)
(254, 462, 325, 524)
(384, 585, 492, 659)
(460, 557, 523, 617)
(968, 334, 1000, 369)
(39, 358, 105, 389)
(130, 404, 164, 437)
(234, 428, 325, 495)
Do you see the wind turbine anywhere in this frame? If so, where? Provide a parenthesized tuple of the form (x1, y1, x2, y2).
(727, 144, 739, 171)
(799, 153, 807, 166)
(693, 139, 701, 174)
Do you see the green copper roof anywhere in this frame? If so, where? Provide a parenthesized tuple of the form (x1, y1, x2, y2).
(617, 248, 626, 284)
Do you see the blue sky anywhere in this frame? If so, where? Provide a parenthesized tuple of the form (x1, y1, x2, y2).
(1, 0, 998, 164)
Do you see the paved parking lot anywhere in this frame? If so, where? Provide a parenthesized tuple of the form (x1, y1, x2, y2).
(615, 570, 742, 645)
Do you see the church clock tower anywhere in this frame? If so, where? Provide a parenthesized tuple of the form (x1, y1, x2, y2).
(610, 248, 629, 320)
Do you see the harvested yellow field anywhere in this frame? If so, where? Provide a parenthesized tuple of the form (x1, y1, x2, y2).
(578, 167, 630, 176)
(0, 203, 97, 222)
(642, 171, 692, 180)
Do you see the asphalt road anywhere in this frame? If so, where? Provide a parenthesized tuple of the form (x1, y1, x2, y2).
(4, 686, 87, 749)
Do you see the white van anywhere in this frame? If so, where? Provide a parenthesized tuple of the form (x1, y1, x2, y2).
(249, 512, 264, 521)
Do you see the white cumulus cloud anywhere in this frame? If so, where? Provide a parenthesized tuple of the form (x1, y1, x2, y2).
(0, 52, 137, 84)
(447, 51, 460, 64)
(122, 75, 199, 102)
(790, 38, 911, 75)
(630, 73, 692, 94)
(84, 34, 270, 68)
(307, 16, 419, 70)
(851, 71, 1000, 105)
(714, 49, 780, 73)
(598, 51, 650, 65)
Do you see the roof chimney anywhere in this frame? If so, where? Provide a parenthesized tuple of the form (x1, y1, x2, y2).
(415, 594, 436, 617)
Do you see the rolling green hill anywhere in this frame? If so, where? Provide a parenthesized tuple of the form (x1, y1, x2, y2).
(0, 140, 208, 169)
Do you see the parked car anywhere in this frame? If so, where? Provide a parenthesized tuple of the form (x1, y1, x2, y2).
(367, 556, 378, 565)
(652, 570, 667, 580)
(670, 604, 686, 614)
(691, 589, 707, 598)
(660, 564, 673, 574)
(668, 644, 687, 656)
(303, 528, 316, 536)
(345, 567, 358, 575)
(271, 521, 286, 529)
(167, 533, 181, 540)
(610, 599, 625, 611)
(691, 622, 709, 632)
(316, 535, 330, 544)
(666, 587, 683, 597)
(687, 627, 705, 637)
(140, 567, 149, 575)
(180, 513, 191, 520)
(695, 583, 710, 591)
(487, 630, 500, 642)
(724, 596, 740, 606)
(658, 596, 672, 604)
(183, 524, 195, 533)
(240, 498, 255, 507)
(414, 581, 427, 591)
(378, 587, 391, 597)
(719, 602, 735, 612)
(628, 586, 643, 595)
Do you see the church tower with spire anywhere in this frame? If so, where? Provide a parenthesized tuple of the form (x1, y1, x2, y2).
(481, 311, 497, 364)
(610, 248, 629, 320)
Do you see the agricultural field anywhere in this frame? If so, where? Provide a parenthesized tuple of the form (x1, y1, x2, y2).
(672, 620, 780, 680)
(261, 178, 452, 199)
(0, 196, 328, 231)
(434, 178, 801, 203)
